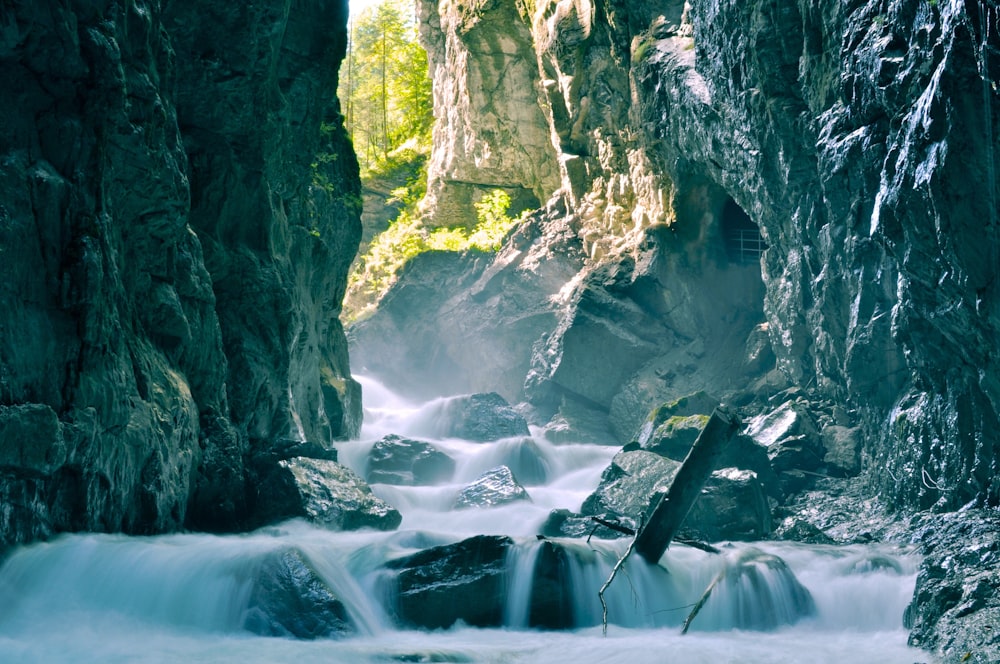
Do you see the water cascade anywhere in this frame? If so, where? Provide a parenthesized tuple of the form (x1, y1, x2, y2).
(0, 377, 926, 663)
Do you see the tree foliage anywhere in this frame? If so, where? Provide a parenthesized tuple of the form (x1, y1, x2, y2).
(340, 0, 433, 174)
(343, 189, 524, 322)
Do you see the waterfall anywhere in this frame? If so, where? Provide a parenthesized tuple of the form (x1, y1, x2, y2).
(0, 377, 925, 663)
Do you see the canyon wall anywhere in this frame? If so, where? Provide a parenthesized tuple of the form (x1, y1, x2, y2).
(354, 0, 1000, 513)
(0, 0, 361, 544)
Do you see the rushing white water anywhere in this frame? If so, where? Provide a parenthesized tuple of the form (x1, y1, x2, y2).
(0, 377, 930, 663)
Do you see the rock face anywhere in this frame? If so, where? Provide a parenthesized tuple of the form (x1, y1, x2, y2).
(365, 0, 1000, 512)
(0, 0, 362, 545)
(906, 511, 1000, 664)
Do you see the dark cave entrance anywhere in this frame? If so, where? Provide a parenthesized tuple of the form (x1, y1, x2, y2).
(721, 197, 766, 265)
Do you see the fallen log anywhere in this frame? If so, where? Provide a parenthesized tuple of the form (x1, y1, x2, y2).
(634, 407, 740, 564)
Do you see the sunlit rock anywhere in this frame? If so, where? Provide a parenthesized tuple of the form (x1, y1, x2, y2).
(454, 466, 531, 509)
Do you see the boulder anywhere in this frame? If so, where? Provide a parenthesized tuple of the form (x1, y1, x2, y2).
(454, 466, 531, 509)
(242, 548, 355, 639)
(539, 509, 619, 539)
(580, 450, 680, 522)
(682, 468, 772, 542)
(821, 425, 862, 477)
(639, 414, 709, 460)
(540, 396, 618, 445)
(255, 457, 401, 531)
(366, 434, 455, 486)
(744, 401, 825, 493)
(528, 541, 575, 629)
(685, 549, 816, 632)
(438, 393, 531, 441)
(386, 535, 513, 629)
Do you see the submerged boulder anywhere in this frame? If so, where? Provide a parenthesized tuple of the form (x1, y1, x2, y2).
(367, 434, 455, 486)
(242, 548, 355, 639)
(386, 534, 513, 629)
(684, 548, 816, 632)
(528, 540, 575, 629)
(255, 457, 402, 531)
(438, 393, 531, 441)
(454, 466, 531, 509)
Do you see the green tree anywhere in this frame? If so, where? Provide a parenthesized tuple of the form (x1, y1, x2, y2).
(340, 0, 433, 173)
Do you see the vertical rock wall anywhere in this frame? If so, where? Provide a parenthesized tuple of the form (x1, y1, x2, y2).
(363, 0, 1000, 514)
(0, 0, 361, 545)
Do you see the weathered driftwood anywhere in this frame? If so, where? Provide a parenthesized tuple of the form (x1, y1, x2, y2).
(634, 407, 741, 564)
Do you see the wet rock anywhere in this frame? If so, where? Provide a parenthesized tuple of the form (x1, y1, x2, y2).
(540, 509, 609, 539)
(639, 413, 709, 460)
(905, 511, 1000, 664)
(686, 549, 816, 632)
(255, 457, 401, 531)
(243, 548, 355, 639)
(773, 518, 837, 545)
(577, 450, 771, 542)
(367, 435, 455, 486)
(540, 396, 619, 445)
(528, 541, 575, 629)
(437, 393, 531, 442)
(454, 466, 531, 509)
(386, 535, 513, 629)
(821, 425, 862, 477)
(580, 450, 680, 522)
(684, 469, 772, 542)
(745, 401, 825, 493)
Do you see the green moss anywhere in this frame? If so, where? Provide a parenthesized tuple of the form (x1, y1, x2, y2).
(343, 188, 530, 323)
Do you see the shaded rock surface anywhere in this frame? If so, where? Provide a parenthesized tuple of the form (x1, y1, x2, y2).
(386, 535, 512, 629)
(242, 548, 355, 639)
(254, 457, 401, 532)
(367, 434, 455, 486)
(0, 0, 361, 545)
(454, 466, 530, 510)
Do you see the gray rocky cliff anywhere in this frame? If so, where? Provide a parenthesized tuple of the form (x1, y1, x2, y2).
(357, 0, 1000, 509)
(349, 0, 999, 657)
(0, 0, 362, 544)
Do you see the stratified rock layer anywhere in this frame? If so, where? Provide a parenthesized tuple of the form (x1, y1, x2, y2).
(0, 0, 362, 545)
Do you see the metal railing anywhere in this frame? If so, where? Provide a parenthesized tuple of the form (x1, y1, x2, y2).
(727, 229, 767, 264)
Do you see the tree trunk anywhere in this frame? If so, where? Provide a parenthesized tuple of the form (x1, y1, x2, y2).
(634, 407, 741, 564)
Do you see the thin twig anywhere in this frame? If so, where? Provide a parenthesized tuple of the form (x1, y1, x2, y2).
(599, 515, 644, 636)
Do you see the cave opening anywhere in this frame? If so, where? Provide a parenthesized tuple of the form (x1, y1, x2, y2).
(721, 197, 766, 265)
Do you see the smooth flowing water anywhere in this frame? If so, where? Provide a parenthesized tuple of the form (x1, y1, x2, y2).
(0, 377, 928, 663)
